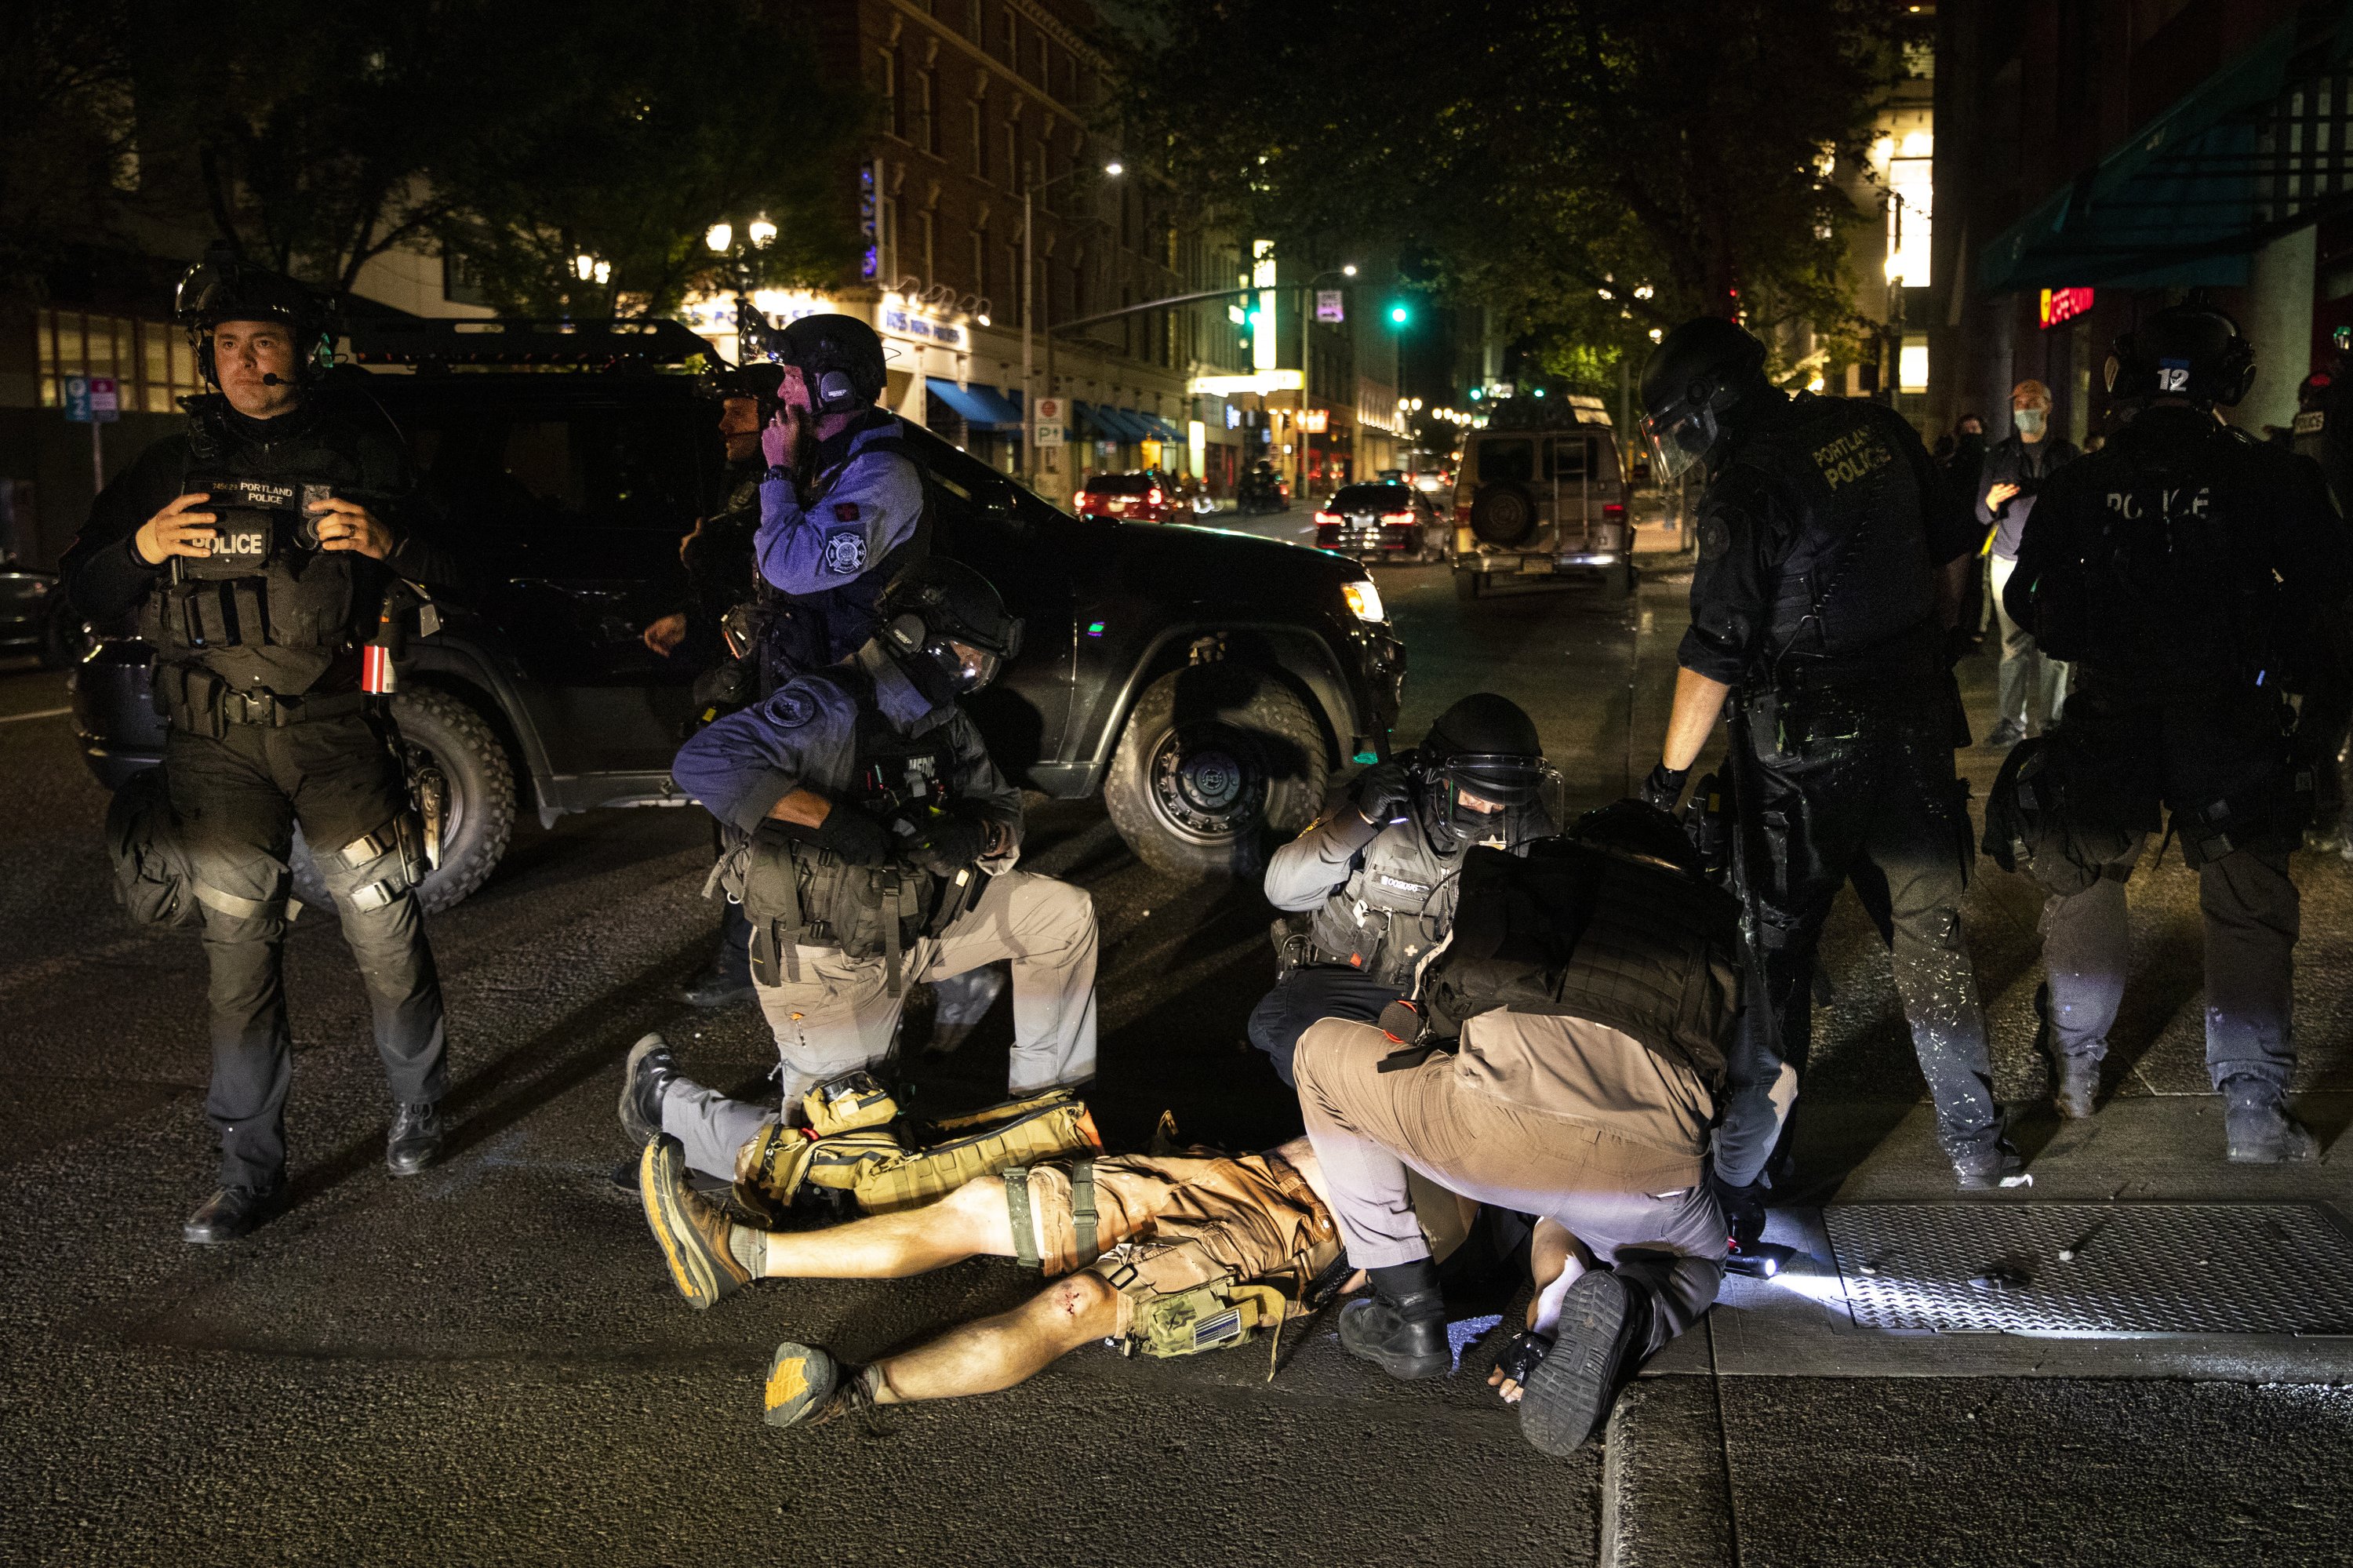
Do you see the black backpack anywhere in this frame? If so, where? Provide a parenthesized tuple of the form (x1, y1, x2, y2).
(1981, 735, 2138, 895)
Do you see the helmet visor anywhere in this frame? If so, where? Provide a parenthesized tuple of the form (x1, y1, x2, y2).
(1641, 403, 1719, 483)
(933, 638, 1004, 693)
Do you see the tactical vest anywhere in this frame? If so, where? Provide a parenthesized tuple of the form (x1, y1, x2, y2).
(1725, 395, 1938, 683)
(1306, 820, 1468, 988)
(756, 424, 933, 689)
(734, 667, 969, 989)
(1421, 840, 1740, 1091)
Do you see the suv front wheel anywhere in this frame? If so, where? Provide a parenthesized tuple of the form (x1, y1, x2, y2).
(291, 687, 518, 915)
(1104, 668, 1327, 879)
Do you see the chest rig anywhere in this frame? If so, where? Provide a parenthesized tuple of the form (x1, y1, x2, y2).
(1305, 823, 1462, 988)
(733, 668, 976, 993)
(142, 475, 362, 686)
(753, 427, 933, 691)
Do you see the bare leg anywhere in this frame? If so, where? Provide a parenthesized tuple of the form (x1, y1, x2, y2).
(751, 1177, 1017, 1280)
(871, 1272, 1120, 1404)
(1490, 1219, 1593, 1405)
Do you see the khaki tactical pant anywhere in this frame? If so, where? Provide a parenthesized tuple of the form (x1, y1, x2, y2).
(662, 868, 1097, 1181)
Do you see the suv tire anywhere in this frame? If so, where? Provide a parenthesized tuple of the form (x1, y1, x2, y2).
(291, 687, 517, 915)
(1104, 668, 1327, 879)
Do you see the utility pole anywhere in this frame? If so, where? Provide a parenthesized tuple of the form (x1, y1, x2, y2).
(1021, 169, 1033, 488)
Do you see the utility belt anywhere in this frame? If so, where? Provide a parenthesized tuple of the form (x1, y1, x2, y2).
(1741, 622, 1943, 756)
(155, 662, 370, 737)
(717, 829, 982, 995)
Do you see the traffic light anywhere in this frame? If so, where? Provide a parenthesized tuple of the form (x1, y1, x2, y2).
(1387, 301, 1411, 327)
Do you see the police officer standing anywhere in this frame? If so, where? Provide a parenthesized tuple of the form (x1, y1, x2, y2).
(623, 559, 1100, 1184)
(2005, 304, 2351, 1160)
(63, 249, 455, 1242)
(1637, 316, 2007, 1206)
(1247, 693, 1551, 1084)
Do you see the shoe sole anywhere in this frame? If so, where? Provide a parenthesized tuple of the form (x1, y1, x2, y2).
(1337, 1301, 1451, 1381)
(1519, 1271, 1631, 1457)
(618, 1033, 667, 1146)
(762, 1341, 838, 1428)
(638, 1136, 730, 1309)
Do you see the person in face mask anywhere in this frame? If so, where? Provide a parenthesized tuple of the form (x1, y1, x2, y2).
(1977, 380, 2082, 747)
(1246, 693, 1554, 1086)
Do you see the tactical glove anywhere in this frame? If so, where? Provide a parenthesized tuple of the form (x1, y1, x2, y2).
(1348, 757, 1414, 825)
(802, 799, 893, 866)
(904, 809, 991, 877)
(1640, 762, 1690, 813)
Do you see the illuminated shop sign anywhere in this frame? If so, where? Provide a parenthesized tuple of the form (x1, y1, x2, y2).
(880, 307, 966, 349)
(2038, 287, 2095, 329)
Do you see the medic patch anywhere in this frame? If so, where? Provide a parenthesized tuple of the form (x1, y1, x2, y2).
(832, 502, 860, 522)
(822, 531, 867, 575)
(766, 689, 815, 727)
(1697, 516, 1732, 563)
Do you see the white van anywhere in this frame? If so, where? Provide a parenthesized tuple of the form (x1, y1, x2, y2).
(1450, 394, 1633, 598)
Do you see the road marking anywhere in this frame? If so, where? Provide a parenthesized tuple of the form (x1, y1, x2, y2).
(0, 706, 70, 724)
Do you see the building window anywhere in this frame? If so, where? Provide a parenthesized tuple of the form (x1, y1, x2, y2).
(914, 71, 936, 155)
(962, 0, 980, 42)
(1004, 119, 1019, 191)
(971, 229, 987, 295)
(1006, 242, 1023, 325)
(442, 250, 488, 307)
(1032, 35, 1048, 85)
(37, 309, 201, 414)
(879, 49, 900, 140)
(968, 101, 986, 179)
(1000, 8, 1016, 62)
(918, 209, 936, 281)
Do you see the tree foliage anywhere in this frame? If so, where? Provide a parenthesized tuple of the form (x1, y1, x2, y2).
(1106, 0, 1920, 383)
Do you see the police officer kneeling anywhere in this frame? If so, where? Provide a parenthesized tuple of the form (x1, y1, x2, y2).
(627, 559, 1099, 1184)
(64, 250, 456, 1242)
(2001, 303, 2351, 1160)
(1248, 693, 1551, 1084)
(1294, 802, 1733, 1455)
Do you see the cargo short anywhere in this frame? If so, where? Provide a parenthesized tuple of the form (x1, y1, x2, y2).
(1010, 1153, 1344, 1334)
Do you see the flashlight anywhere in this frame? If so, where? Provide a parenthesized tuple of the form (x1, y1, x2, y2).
(1725, 1242, 1797, 1280)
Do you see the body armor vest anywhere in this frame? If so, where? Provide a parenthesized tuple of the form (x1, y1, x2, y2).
(757, 426, 933, 690)
(1421, 841, 1739, 1090)
(1306, 821, 1469, 988)
(1726, 395, 1938, 683)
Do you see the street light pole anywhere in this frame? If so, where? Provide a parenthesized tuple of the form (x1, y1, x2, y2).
(1022, 159, 1122, 492)
(1297, 264, 1356, 498)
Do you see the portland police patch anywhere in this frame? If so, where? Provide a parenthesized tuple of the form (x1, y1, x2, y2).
(1697, 516, 1731, 563)
(822, 531, 867, 575)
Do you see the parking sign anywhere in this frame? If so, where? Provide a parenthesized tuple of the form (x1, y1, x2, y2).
(1033, 395, 1064, 448)
(61, 377, 118, 424)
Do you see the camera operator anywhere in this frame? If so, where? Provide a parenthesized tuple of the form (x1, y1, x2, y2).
(1636, 316, 2009, 1218)
(624, 560, 1099, 1185)
(2002, 303, 2351, 1159)
(1246, 693, 1551, 1086)
(1977, 380, 2082, 747)
(61, 248, 457, 1242)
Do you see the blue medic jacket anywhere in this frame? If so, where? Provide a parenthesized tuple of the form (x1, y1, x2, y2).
(752, 409, 927, 679)
(671, 638, 1023, 863)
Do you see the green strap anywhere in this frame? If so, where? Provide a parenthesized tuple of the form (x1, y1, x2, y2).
(1071, 1157, 1097, 1260)
(193, 879, 271, 920)
(1004, 1166, 1038, 1268)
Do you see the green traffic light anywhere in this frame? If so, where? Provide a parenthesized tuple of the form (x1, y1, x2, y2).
(1387, 303, 1410, 326)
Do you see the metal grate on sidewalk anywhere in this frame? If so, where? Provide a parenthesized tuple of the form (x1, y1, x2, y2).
(1820, 1202, 2353, 1336)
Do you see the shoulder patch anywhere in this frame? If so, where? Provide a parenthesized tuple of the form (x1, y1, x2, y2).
(822, 531, 868, 575)
(833, 501, 860, 522)
(767, 689, 816, 728)
(1697, 516, 1732, 562)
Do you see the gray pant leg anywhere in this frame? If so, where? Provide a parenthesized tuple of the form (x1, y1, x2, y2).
(658, 1072, 777, 1183)
(2038, 837, 2144, 1061)
(1992, 556, 2035, 728)
(1711, 1005, 1794, 1189)
(2199, 847, 2298, 1090)
(1295, 1023, 1427, 1268)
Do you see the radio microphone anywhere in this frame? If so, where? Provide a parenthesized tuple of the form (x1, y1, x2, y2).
(261, 373, 284, 385)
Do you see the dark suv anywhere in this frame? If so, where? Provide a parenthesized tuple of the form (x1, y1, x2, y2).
(69, 319, 1405, 906)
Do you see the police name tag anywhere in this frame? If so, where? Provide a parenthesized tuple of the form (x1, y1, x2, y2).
(1376, 874, 1430, 895)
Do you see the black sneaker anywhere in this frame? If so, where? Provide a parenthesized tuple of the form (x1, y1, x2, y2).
(1518, 1271, 1647, 1456)
(618, 1033, 678, 1146)
(183, 1182, 288, 1245)
(385, 1101, 445, 1177)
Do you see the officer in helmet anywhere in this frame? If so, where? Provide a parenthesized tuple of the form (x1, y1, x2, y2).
(624, 558, 1100, 1186)
(60, 246, 458, 1242)
(1636, 315, 2007, 1214)
(1248, 693, 1552, 1085)
(2003, 302, 2351, 1160)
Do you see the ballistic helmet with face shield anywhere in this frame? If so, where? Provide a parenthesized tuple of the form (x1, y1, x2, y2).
(173, 243, 333, 387)
(2106, 302, 2256, 408)
(1638, 316, 1770, 483)
(878, 558, 1024, 699)
(1414, 693, 1551, 851)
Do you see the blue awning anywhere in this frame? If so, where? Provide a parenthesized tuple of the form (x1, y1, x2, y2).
(1135, 412, 1185, 443)
(1978, 13, 2353, 293)
(1074, 401, 1147, 442)
(926, 378, 1024, 429)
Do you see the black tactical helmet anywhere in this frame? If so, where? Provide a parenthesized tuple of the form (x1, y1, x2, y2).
(173, 243, 332, 385)
(1638, 316, 1770, 482)
(2107, 301, 2256, 408)
(779, 314, 889, 412)
(1569, 798, 1704, 876)
(714, 362, 787, 416)
(878, 558, 1024, 695)
(1417, 693, 1549, 845)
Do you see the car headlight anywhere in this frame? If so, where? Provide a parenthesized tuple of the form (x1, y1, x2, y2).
(1341, 580, 1386, 624)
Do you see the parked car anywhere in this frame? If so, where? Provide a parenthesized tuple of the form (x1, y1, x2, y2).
(1236, 460, 1290, 515)
(1451, 394, 1634, 598)
(1073, 468, 1180, 524)
(1313, 481, 1449, 562)
(70, 318, 1406, 899)
(1, 563, 88, 667)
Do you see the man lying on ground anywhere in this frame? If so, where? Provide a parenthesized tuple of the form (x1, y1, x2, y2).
(635, 1129, 1489, 1428)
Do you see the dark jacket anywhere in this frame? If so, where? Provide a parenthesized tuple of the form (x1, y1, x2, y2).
(1975, 431, 2080, 560)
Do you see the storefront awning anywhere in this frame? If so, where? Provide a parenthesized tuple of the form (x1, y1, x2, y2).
(1979, 13, 2353, 294)
(1074, 402, 1148, 442)
(1134, 412, 1185, 443)
(926, 378, 1023, 429)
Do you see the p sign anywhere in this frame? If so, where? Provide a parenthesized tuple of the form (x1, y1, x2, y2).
(60, 377, 119, 424)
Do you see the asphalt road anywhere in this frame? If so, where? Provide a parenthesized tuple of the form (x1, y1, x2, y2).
(6, 547, 2353, 1566)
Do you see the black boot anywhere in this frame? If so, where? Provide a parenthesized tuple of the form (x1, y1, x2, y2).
(1338, 1258, 1450, 1380)
(1519, 1270, 1653, 1456)
(184, 1182, 287, 1245)
(2223, 1078, 2318, 1163)
(618, 1033, 679, 1146)
(385, 1101, 445, 1178)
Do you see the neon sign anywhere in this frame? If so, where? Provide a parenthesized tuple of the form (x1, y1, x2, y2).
(2039, 287, 2095, 329)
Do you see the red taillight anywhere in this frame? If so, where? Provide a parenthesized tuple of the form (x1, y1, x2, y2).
(1603, 503, 1626, 518)
(1147, 489, 1163, 505)
(1314, 510, 1341, 525)
(1380, 511, 1413, 525)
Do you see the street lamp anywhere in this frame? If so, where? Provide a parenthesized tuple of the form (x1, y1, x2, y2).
(1298, 264, 1358, 496)
(1023, 158, 1123, 487)
(706, 213, 778, 362)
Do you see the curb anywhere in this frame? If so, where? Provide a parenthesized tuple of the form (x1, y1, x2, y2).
(1601, 1377, 1738, 1568)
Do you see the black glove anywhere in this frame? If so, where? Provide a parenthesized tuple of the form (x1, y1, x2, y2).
(802, 799, 893, 867)
(1348, 758, 1414, 825)
(1640, 762, 1690, 813)
(904, 808, 991, 877)
(1712, 1174, 1768, 1257)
